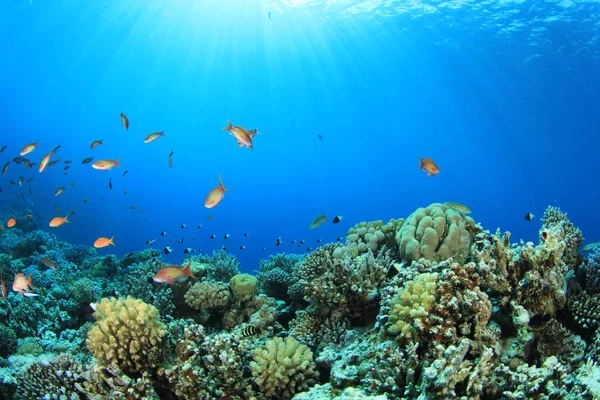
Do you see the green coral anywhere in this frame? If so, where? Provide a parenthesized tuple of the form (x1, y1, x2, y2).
(396, 203, 475, 264)
(230, 274, 258, 301)
(250, 336, 318, 398)
(86, 296, 168, 376)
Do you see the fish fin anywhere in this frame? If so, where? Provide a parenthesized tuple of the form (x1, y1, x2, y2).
(182, 262, 197, 279)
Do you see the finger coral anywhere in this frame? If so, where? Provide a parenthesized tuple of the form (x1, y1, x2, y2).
(250, 336, 318, 398)
(86, 296, 167, 376)
(396, 203, 475, 264)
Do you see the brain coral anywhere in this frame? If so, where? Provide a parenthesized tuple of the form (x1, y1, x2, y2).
(250, 336, 318, 398)
(397, 203, 475, 264)
(86, 296, 167, 376)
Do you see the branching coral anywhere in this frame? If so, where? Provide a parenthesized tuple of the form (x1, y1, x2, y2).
(291, 244, 389, 325)
(15, 353, 87, 400)
(396, 203, 475, 264)
(250, 336, 318, 398)
(185, 249, 240, 282)
(258, 253, 303, 300)
(159, 323, 257, 399)
(86, 296, 167, 376)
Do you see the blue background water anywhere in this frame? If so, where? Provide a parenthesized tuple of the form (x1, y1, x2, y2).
(1, 0, 598, 272)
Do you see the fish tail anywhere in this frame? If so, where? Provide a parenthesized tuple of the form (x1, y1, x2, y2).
(110, 235, 115, 246)
(114, 158, 121, 167)
(222, 120, 233, 131)
(417, 154, 423, 169)
(64, 216, 70, 223)
(183, 262, 197, 279)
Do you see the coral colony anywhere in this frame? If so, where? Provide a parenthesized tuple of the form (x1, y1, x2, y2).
(1, 203, 600, 399)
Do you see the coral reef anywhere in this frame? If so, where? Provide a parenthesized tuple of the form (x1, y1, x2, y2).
(86, 296, 168, 376)
(0, 203, 596, 400)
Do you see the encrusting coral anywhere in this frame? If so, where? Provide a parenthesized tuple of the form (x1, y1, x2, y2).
(250, 336, 318, 398)
(86, 296, 167, 376)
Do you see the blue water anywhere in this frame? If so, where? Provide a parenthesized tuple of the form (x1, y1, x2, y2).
(1, 0, 599, 272)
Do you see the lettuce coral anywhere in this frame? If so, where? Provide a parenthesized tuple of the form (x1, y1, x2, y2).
(86, 296, 167, 376)
(250, 336, 318, 398)
(396, 203, 475, 264)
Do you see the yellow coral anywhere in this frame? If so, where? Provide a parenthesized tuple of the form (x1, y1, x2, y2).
(86, 296, 167, 376)
(250, 336, 317, 398)
(185, 280, 231, 311)
(230, 273, 258, 301)
(388, 273, 438, 341)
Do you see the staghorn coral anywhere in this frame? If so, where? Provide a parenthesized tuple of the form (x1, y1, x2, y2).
(15, 353, 87, 400)
(86, 296, 167, 376)
(230, 273, 258, 301)
(250, 336, 318, 398)
(396, 203, 475, 264)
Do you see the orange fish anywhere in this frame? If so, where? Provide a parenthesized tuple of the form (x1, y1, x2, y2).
(12, 273, 36, 296)
(90, 139, 103, 149)
(153, 262, 196, 284)
(39, 151, 54, 173)
(92, 159, 120, 170)
(7, 218, 16, 228)
(144, 131, 165, 144)
(20, 141, 38, 156)
(49, 216, 69, 227)
(222, 121, 253, 150)
(94, 236, 115, 248)
(119, 112, 129, 130)
(418, 155, 440, 177)
(204, 173, 229, 208)
(40, 257, 56, 270)
(1, 274, 6, 299)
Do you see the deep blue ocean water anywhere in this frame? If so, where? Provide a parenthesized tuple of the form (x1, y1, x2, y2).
(1, 0, 598, 273)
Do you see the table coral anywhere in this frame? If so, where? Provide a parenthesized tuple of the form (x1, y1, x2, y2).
(396, 203, 475, 264)
(86, 296, 167, 376)
(250, 336, 318, 398)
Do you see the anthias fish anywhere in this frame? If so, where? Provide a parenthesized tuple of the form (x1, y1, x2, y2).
(153, 262, 196, 284)
(418, 155, 440, 176)
(205, 173, 229, 208)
